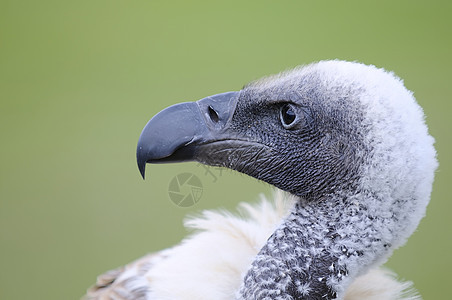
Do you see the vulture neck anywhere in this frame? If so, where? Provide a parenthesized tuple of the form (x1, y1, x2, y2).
(239, 190, 388, 300)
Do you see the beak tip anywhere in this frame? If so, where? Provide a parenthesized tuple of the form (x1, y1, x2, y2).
(137, 146, 147, 180)
(138, 161, 146, 180)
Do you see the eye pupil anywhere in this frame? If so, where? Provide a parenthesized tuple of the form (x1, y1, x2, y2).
(281, 104, 296, 127)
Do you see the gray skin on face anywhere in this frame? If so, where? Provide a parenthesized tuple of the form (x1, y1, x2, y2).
(196, 72, 368, 200)
(136, 61, 436, 299)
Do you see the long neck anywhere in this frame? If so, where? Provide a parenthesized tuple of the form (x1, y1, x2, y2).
(238, 192, 391, 300)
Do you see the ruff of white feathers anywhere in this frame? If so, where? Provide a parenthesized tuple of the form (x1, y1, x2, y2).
(86, 190, 420, 300)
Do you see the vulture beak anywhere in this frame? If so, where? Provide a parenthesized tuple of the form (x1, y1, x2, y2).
(136, 91, 239, 179)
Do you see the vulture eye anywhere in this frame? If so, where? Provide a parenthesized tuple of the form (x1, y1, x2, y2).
(280, 104, 297, 128)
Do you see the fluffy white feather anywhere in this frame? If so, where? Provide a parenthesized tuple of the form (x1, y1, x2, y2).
(86, 191, 419, 300)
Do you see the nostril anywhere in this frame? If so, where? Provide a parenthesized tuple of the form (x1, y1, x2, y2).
(208, 105, 219, 123)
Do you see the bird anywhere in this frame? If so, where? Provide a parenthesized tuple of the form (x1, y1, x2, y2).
(85, 60, 437, 300)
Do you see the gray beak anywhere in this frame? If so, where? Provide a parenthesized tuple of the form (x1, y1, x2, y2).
(136, 91, 239, 179)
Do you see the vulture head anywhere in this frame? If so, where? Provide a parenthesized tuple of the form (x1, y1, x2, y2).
(136, 61, 437, 299)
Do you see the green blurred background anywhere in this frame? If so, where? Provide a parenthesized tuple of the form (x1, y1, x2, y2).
(1, 1, 450, 299)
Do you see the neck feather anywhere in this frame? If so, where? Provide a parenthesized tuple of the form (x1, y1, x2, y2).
(238, 191, 393, 300)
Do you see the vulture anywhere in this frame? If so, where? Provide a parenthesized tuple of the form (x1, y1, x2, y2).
(85, 60, 437, 300)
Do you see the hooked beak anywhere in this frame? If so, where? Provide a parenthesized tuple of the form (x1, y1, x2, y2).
(136, 91, 239, 179)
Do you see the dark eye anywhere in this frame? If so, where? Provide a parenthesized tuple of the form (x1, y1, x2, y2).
(280, 104, 297, 128)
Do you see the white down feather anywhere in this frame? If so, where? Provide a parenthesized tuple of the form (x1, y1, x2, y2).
(86, 190, 420, 300)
